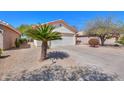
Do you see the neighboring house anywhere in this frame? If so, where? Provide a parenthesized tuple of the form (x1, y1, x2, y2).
(33, 20, 78, 47)
(0, 20, 21, 49)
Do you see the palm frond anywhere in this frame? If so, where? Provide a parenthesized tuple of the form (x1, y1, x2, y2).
(24, 24, 62, 41)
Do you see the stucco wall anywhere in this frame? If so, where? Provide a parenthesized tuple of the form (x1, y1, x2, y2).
(2, 25, 20, 49)
(0, 26, 4, 49)
(53, 26, 74, 33)
(0, 33, 3, 49)
(77, 37, 116, 45)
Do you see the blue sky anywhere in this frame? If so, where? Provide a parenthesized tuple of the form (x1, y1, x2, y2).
(0, 11, 124, 30)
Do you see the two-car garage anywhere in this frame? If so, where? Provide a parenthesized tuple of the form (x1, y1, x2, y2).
(34, 34, 76, 48)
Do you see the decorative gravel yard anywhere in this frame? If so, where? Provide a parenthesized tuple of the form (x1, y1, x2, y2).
(0, 45, 124, 80)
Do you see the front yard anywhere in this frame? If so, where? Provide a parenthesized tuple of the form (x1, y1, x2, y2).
(0, 45, 124, 80)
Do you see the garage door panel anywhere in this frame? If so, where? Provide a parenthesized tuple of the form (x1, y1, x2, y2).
(51, 36, 75, 47)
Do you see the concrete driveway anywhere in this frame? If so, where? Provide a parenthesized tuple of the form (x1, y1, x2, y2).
(58, 45, 124, 80)
(0, 45, 124, 80)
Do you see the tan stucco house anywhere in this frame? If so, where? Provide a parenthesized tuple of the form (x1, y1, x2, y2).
(33, 20, 78, 47)
(0, 20, 21, 49)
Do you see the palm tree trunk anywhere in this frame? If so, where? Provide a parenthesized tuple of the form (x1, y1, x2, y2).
(41, 41, 47, 61)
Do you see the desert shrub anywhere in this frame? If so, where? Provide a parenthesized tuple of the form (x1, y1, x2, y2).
(19, 38, 27, 44)
(7, 65, 118, 81)
(0, 48, 3, 57)
(15, 38, 28, 48)
(15, 38, 20, 48)
(88, 38, 100, 47)
(117, 36, 124, 45)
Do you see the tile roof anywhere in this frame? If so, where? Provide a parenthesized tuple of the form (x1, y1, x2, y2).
(0, 20, 21, 35)
(32, 19, 78, 33)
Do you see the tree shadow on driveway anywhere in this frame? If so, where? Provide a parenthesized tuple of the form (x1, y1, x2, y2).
(47, 51, 69, 60)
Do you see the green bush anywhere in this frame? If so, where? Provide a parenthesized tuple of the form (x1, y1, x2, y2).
(15, 38, 20, 48)
(15, 38, 28, 48)
(117, 36, 124, 45)
(19, 38, 27, 44)
(88, 38, 100, 47)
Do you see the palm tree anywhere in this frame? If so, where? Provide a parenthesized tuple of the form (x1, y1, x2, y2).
(25, 24, 62, 61)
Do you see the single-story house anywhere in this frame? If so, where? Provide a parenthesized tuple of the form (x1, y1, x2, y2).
(33, 20, 78, 47)
(0, 20, 21, 49)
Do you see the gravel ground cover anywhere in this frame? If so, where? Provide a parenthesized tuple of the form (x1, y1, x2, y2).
(0, 45, 124, 80)
(3, 65, 118, 81)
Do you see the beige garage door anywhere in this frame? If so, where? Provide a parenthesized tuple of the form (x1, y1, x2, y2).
(50, 36, 75, 47)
